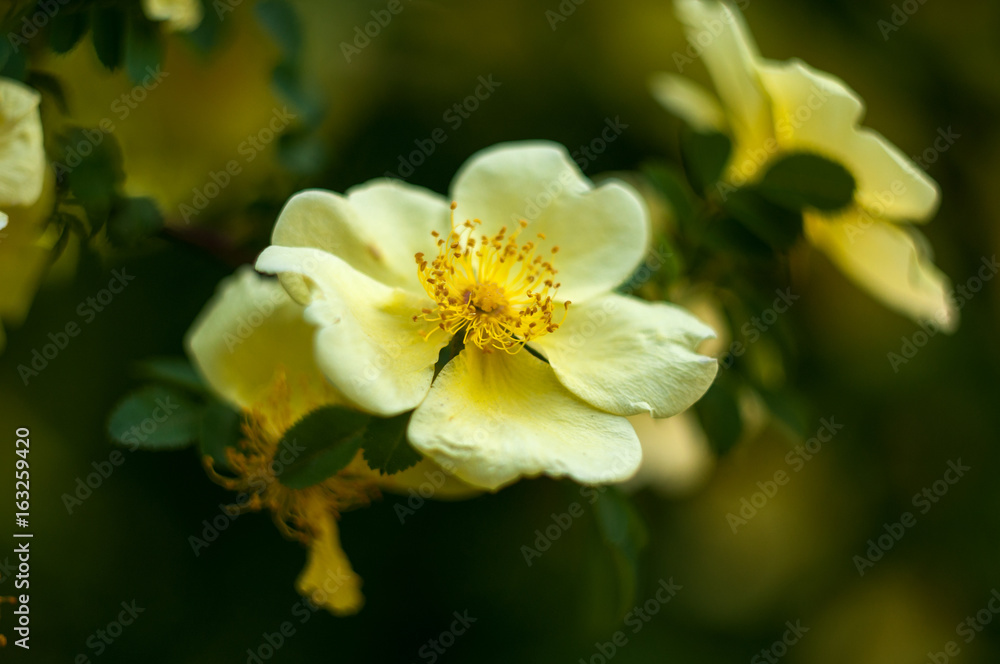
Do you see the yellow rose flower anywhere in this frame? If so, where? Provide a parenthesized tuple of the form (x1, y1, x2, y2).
(652, 0, 957, 331)
(255, 141, 719, 490)
(186, 267, 475, 615)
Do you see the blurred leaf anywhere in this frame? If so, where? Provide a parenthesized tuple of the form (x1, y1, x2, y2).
(62, 127, 124, 231)
(695, 380, 743, 455)
(642, 161, 698, 228)
(758, 388, 810, 439)
(0, 38, 9, 72)
(363, 412, 422, 475)
(680, 128, 731, 195)
(593, 487, 648, 618)
(134, 357, 206, 395)
(107, 196, 164, 247)
(255, 0, 301, 61)
(277, 129, 327, 176)
(199, 400, 243, 470)
(184, 0, 224, 55)
(758, 152, 856, 212)
(0, 42, 27, 80)
(276, 406, 370, 490)
(721, 188, 803, 250)
(26, 71, 68, 114)
(271, 61, 321, 126)
(108, 385, 200, 450)
(91, 6, 126, 71)
(49, 10, 89, 54)
(125, 10, 163, 84)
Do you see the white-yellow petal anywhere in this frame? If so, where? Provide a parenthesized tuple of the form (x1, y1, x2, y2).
(408, 347, 641, 490)
(756, 59, 939, 222)
(804, 212, 957, 331)
(269, 184, 451, 301)
(674, 0, 774, 160)
(0, 78, 45, 208)
(450, 141, 649, 303)
(256, 246, 446, 416)
(295, 504, 364, 616)
(185, 267, 334, 415)
(650, 72, 727, 133)
(142, 0, 203, 32)
(624, 412, 714, 495)
(531, 294, 718, 418)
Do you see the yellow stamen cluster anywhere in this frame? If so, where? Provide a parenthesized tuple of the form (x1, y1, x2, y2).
(203, 371, 379, 545)
(413, 204, 570, 353)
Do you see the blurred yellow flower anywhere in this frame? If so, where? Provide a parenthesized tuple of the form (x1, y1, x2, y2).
(0, 77, 45, 207)
(255, 141, 718, 490)
(142, 0, 203, 32)
(0, 77, 48, 353)
(653, 0, 957, 331)
(186, 267, 474, 615)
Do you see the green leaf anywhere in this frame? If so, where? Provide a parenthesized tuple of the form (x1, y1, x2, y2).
(680, 128, 732, 195)
(107, 196, 164, 247)
(593, 487, 648, 618)
(694, 380, 743, 455)
(133, 357, 206, 395)
(276, 406, 370, 490)
(758, 152, 856, 212)
(62, 127, 124, 230)
(125, 11, 164, 84)
(26, 71, 69, 114)
(255, 0, 302, 61)
(108, 385, 200, 450)
(91, 7, 126, 71)
(49, 11, 90, 54)
(184, 0, 225, 55)
(362, 412, 422, 475)
(721, 187, 803, 251)
(199, 401, 243, 470)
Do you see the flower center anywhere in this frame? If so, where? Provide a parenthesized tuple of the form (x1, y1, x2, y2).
(413, 204, 570, 353)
